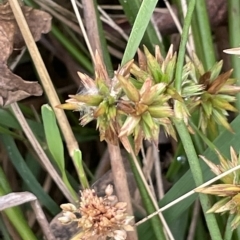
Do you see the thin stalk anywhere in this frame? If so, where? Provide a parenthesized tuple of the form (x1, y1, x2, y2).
(223, 215, 233, 240)
(174, 0, 196, 92)
(190, 8, 205, 63)
(107, 142, 138, 240)
(127, 140, 173, 240)
(77, 1, 137, 239)
(137, 157, 240, 225)
(10, 103, 75, 202)
(8, 0, 87, 188)
(70, 0, 95, 61)
(228, 0, 240, 110)
(82, 0, 113, 72)
(127, 153, 167, 240)
(194, 0, 216, 70)
(174, 120, 222, 240)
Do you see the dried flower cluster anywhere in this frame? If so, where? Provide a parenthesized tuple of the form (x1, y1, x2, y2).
(58, 185, 134, 240)
(58, 46, 240, 153)
(196, 147, 240, 229)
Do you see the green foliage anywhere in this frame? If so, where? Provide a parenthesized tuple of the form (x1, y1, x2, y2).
(0, 0, 240, 239)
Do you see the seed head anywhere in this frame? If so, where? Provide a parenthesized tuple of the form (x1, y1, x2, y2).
(58, 185, 134, 240)
(196, 147, 240, 229)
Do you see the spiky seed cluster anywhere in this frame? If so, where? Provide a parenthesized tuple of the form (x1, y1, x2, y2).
(57, 53, 133, 145)
(185, 54, 240, 134)
(196, 147, 240, 229)
(58, 46, 240, 152)
(117, 46, 177, 153)
(58, 185, 134, 240)
(58, 49, 176, 153)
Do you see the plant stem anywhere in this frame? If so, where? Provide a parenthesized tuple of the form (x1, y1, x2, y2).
(127, 138, 173, 240)
(195, 0, 216, 70)
(174, 0, 196, 92)
(10, 103, 75, 202)
(228, 0, 240, 110)
(107, 142, 138, 240)
(82, 0, 113, 72)
(223, 215, 233, 240)
(174, 119, 223, 240)
(8, 0, 87, 188)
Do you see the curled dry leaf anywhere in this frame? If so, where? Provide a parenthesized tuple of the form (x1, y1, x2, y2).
(0, 64, 43, 106)
(0, 2, 52, 106)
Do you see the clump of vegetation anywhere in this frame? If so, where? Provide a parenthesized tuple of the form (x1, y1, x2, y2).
(1, 0, 240, 240)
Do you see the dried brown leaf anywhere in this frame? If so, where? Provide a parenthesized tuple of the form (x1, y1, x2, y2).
(0, 64, 42, 106)
(0, 2, 51, 61)
(0, 2, 51, 105)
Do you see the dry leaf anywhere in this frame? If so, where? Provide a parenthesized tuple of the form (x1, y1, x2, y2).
(0, 64, 43, 106)
(0, 2, 52, 106)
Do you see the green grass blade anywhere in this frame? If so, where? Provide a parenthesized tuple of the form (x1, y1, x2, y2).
(51, 24, 93, 73)
(174, 120, 222, 240)
(0, 134, 60, 215)
(41, 104, 77, 199)
(195, 0, 216, 70)
(121, 0, 162, 65)
(119, 0, 165, 56)
(41, 104, 65, 172)
(0, 167, 38, 240)
(73, 149, 89, 189)
(160, 115, 240, 223)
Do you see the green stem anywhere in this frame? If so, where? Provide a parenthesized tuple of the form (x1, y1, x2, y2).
(174, 119, 223, 240)
(195, 0, 216, 70)
(223, 215, 233, 240)
(190, 12, 205, 64)
(228, 0, 240, 110)
(174, 0, 196, 92)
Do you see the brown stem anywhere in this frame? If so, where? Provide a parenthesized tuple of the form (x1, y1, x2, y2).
(80, 1, 138, 238)
(107, 142, 138, 240)
(8, 0, 81, 180)
(82, 0, 103, 59)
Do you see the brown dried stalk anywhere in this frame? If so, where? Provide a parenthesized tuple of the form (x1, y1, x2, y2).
(79, 0, 138, 239)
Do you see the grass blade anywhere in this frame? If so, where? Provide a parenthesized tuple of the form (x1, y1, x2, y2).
(121, 0, 161, 65)
(0, 134, 60, 215)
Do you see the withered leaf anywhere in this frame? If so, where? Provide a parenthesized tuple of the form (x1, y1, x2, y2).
(0, 2, 52, 105)
(0, 64, 43, 106)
